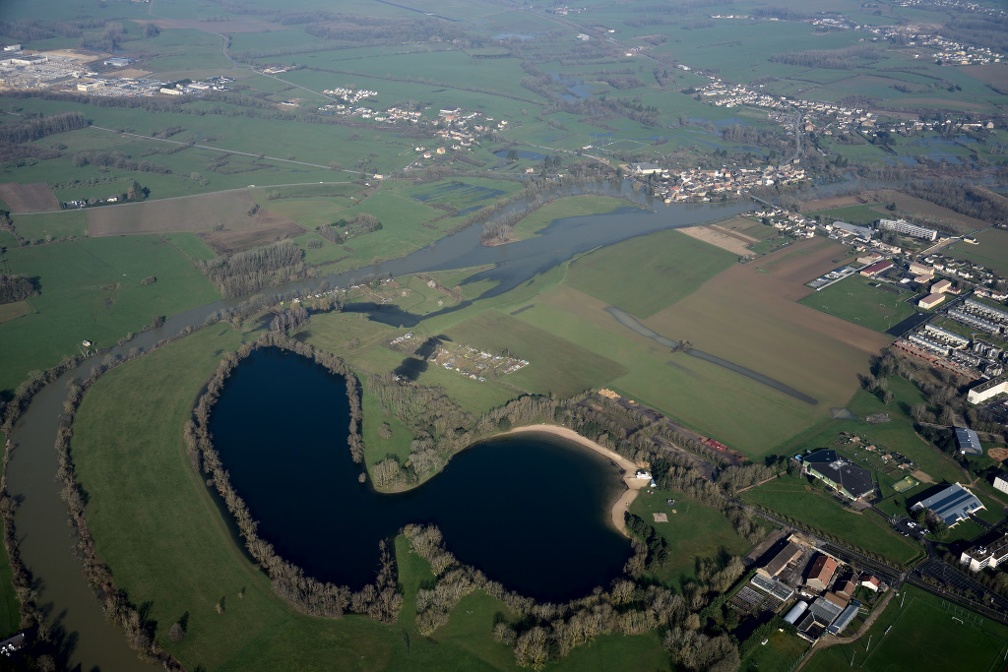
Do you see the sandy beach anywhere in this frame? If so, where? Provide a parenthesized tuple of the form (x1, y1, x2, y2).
(501, 424, 649, 537)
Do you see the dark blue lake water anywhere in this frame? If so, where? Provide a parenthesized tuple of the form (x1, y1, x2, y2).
(209, 347, 632, 602)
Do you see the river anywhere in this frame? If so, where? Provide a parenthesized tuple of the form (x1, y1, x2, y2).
(6, 189, 751, 670)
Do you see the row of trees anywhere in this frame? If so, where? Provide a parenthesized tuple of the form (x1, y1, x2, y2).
(72, 149, 171, 175)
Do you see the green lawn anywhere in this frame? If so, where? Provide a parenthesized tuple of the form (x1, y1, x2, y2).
(943, 227, 1008, 277)
(805, 586, 1008, 672)
(741, 475, 923, 566)
(564, 229, 737, 319)
(629, 486, 752, 590)
(800, 276, 917, 334)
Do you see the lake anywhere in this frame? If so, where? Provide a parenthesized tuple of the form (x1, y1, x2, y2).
(208, 347, 632, 602)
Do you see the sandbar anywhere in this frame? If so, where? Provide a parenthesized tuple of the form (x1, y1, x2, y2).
(501, 424, 649, 537)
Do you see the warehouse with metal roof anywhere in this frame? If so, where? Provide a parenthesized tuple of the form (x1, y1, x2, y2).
(911, 483, 985, 527)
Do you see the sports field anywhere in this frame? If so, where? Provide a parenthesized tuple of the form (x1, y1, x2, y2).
(799, 275, 918, 334)
(943, 227, 1008, 277)
(805, 586, 1008, 672)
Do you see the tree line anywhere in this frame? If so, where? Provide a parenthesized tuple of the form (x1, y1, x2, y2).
(403, 523, 742, 671)
(0, 111, 89, 145)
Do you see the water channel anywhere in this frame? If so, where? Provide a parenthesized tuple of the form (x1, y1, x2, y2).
(7, 186, 753, 670)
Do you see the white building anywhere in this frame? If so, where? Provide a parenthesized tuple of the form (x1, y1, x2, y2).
(960, 533, 1008, 572)
(878, 218, 938, 241)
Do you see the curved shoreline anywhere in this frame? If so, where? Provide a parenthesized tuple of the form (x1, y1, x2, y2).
(500, 424, 648, 537)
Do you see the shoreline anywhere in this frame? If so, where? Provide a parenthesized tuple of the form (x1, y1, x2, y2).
(500, 424, 648, 537)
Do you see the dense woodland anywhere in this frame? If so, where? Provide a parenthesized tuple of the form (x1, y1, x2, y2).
(0, 274, 38, 304)
(196, 240, 307, 297)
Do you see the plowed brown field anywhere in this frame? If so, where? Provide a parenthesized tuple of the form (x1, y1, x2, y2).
(645, 238, 888, 411)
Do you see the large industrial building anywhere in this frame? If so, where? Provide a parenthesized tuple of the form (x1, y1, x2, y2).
(911, 483, 985, 527)
(803, 449, 875, 500)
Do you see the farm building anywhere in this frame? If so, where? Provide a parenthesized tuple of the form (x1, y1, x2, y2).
(911, 483, 985, 527)
(918, 292, 946, 309)
(827, 604, 859, 635)
(859, 259, 893, 278)
(994, 472, 1008, 495)
(628, 162, 664, 175)
(805, 553, 839, 592)
(803, 449, 875, 500)
(762, 540, 803, 577)
(960, 532, 1008, 572)
(797, 596, 845, 642)
(954, 427, 983, 455)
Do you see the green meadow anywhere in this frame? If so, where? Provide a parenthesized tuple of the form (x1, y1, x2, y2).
(0, 235, 219, 394)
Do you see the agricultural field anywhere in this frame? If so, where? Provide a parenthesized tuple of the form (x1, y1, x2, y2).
(563, 228, 737, 319)
(799, 275, 918, 334)
(805, 586, 1008, 672)
(646, 238, 888, 421)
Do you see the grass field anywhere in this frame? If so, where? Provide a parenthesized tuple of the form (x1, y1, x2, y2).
(442, 310, 627, 400)
(628, 485, 751, 590)
(805, 586, 1008, 672)
(564, 229, 737, 318)
(0, 236, 219, 394)
(943, 227, 1008, 277)
(741, 475, 923, 565)
(509, 195, 636, 242)
(800, 275, 918, 334)
(740, 629, 809, 672)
